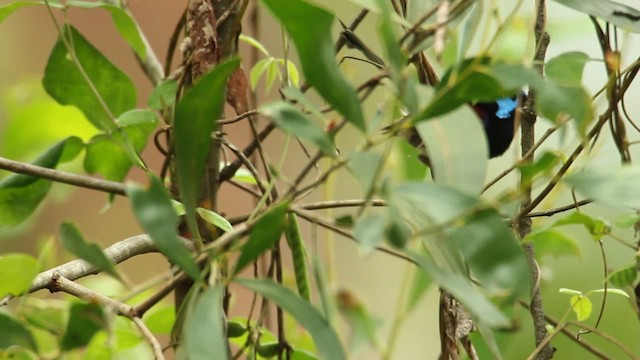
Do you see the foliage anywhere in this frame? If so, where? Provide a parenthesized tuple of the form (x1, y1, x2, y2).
(0, 0, 639, 359)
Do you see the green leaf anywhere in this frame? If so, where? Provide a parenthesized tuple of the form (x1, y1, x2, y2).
(545, 52, 589, 86)
(535, 81, 593, 133)
(552, 0, 640, 33)
(174, 58, 239, 241)
(410, 252, 510, 327)
(0, 312, 38, 351)
(0, 254, 39, 298)
(570, 295, 592, 321)
(523, 228, 581, 259)
(614, 212, 640, 228)
(61, 302, 107, 350)
(64, 0, 146, 59)
(42, 26, 136, 130)
(565, 165, 640, 208)
(250, 58, 273, 91)
(127, 175, 200, 280)
(353, 213, 386, 254)
(416, 105, 488, 194)
(58, 222, 120, 280)
(236, 278, 346, 360)
(552, 212, 610, 240)
(559, 288, 583, 296)
(261, 101, 336, 157)
(143, 306, 175, 335)
(349, 151, 383, 194)
(1, 82, 95, 161)
(517, 151, 561, 183)
(0, 138, 78, 229)
(284, 213, 311, 301)
(148, 80, 178, 110)
(196, 207, 233, 232)
(84, 134, 134, 181)
(392, 183, 530, 305)
(336, 289, 379, 349)
(185, 285, 227, 360)
(239, 34, 269, 56)
(262, 0, 365, 130)
(233, 203, 288, 275)
(608, 265, 638, 287)
(590, 288, 630, 298)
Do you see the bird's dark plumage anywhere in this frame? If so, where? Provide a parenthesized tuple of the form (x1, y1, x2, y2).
(471, 95, 520, 158)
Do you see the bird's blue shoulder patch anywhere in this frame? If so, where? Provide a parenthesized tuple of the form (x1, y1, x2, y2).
(495, 97, 517, 119)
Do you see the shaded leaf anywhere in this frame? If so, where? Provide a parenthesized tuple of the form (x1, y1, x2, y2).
(127, 175, 200, 280)
(236, 278, 346, 360)
(43, 26, 136, 130)
(552, 0, 640, 33)
(185, 285, 227, 360)
(523, 228, 581, 259)
(416, 105, 488, 194)
(0, 254, 39, 297)
(58, 222, 120, 280)
(353, 213, 386, 254)
(0, 138, 79, 229)
(545, 52, 589, 86)
(148, 80, 178, 110)
(0, 312, 38, 351)
(262, 0, 365, 130)
(565, 165, 640, 208)
(261, 102, 336, 157)
(233, 203, 288, 275)
(61, 302, 107, 350)
(174, 58, 239, 241)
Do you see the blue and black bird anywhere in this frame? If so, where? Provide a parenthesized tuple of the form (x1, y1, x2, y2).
(340, 24, 520, 162)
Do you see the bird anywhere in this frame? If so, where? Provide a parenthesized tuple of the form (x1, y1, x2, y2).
(471, 95, 521, 158)
(339, 24, 521, 162)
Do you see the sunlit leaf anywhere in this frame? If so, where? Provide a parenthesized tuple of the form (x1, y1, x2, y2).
(196, 207, 233, 232)
(143, 306, 175, 335)
(43, 26, 136, 130)
(0, 254, 39, 298)
(262, 0, 365, 130)
(236, 278, 346, 360)
(569, 295, 592, 321)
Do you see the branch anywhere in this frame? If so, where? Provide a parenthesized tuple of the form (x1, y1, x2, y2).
(27, 234, 193, 294)
(517, 1, 553, 359)
(0, 156, 126, 196)
(49, 274, 166, 360)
